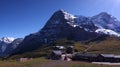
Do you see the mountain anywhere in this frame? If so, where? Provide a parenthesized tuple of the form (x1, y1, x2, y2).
(74, 12, 120, 36)
(11, 9, 120, 55)
(0, 37, 15, 53)
(0, 37, 23, 57)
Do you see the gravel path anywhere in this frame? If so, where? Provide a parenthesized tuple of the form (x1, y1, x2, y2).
(92, 62, 120, 65)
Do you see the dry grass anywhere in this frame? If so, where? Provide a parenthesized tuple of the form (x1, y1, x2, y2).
(74, 37, 120, 54)
(88, 37, 120, 54)
(0, 58, 120, 67)
(0, 57, 50, 67)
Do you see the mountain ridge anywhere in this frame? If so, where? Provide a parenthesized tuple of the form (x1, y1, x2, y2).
(1, 9, 120, 57)
(13, 10, 120, 53)
(0, 37, 23, 57)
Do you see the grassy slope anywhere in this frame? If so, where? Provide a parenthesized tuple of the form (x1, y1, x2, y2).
(9, 39, 74, 59)
(9, 37, 120, 59)
(74, 37, 120, 54)
(8, 44, 53, 59)
(0, 57, 49, 67)
(1, 38, 120, 67)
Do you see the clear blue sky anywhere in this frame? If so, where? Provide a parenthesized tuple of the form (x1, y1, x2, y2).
(0, 0, 120, 38)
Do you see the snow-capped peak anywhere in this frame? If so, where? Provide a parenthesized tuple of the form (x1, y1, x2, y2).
(98, 12, 109, 16)
(59, 9, 77, 20)
(0, 37, 15, 43)
(44, 10, 120, 37)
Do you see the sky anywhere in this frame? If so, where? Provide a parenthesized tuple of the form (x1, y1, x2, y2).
(0, 0, 120, 38)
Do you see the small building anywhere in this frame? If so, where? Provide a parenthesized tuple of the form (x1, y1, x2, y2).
(72, 53, 120, 62)
(99, 54, 114, 62)
(61, 54, 71, 61)
(50, 50, 73, 61)
(66, 46, 74, 54)
(50, 50, 62, 60)
(114, 55, 120, 62)
(54, 46, 65, 50)
(72, 53, 98, 62)
(98, 54, 120, 62)
(17, 58, 33, 62)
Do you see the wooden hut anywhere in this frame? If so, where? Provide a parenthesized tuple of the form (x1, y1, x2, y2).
(50, 50, 62, 60)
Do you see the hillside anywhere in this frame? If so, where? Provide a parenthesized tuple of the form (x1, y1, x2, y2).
(74, 37, 120, 54)
(7, 37, 120, 59)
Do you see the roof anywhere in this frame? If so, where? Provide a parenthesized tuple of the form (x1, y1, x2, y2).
(99, 54, 120, 58)
(75, 53, 120, 58)
(68, 46, 74, 48)
(114, 55, 120, 58)
(55, 46, 65, 49)
(100, 54, 114, 58)
(53, 50, 62, 55)
(76, 53, 98, 57)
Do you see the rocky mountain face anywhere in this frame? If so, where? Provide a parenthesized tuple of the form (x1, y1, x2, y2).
(1, 9, 120, 57)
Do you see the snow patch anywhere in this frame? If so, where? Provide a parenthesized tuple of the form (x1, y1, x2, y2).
(0, 37, 15, 43)
(67, 22, 78, 27)
(61, 10, 77, 20)
(95, 29, 120, 37)
(84, 28, 89, 31)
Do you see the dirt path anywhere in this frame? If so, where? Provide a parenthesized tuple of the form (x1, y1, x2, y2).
(41, 60, 82, 67)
